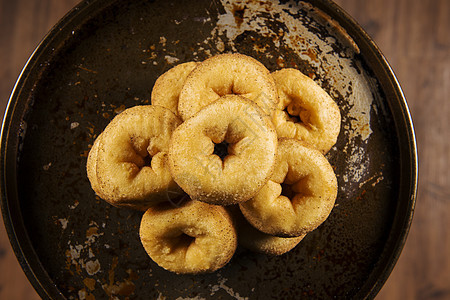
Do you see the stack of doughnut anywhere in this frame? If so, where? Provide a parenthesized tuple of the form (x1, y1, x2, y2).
(87, 53, 341, 274)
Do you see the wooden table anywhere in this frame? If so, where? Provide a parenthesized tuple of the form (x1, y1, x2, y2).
(0, 0, 448, 299)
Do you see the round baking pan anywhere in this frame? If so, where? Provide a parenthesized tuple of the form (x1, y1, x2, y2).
(1, 0, 417, 299)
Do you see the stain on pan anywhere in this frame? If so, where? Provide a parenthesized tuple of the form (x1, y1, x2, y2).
(1, 0, 417, 299)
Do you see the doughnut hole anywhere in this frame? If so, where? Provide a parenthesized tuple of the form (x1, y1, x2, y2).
(279, 98, 318, 138)
(280, 182, 296, 200)
(240, 138, 337, 237)
(284, 102, 302, 124)
(126, 136, 168, 178)
(175, 232, 196, 249)
(284, 100, 317, 133)
(207, 126, 246, 169)
(162, 228, 199, 255)
(148, 226, 208, 271)
(142, 155, 153, 168)
(213, 140, 230, 161)
(128, 136, 153, 169)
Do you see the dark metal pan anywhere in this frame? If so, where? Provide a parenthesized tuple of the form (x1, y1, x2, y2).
(1, 0, 418, 299)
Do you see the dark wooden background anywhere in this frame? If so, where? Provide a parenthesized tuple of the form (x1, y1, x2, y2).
(0, 0, 448, 299)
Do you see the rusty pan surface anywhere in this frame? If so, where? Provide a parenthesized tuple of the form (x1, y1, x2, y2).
(1, 0, 417, 299)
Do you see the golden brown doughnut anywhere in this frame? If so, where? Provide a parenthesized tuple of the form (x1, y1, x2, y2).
(151, 62, 198, 116)
(92, 105, 182, 210)
(271, 68, 341, 153)
(139, 200, 237, 274)
(86, 133, 107, 199)
(178, 53, 278, 120)
(229, 206, 305, 256)
(239, 138, 337, 237)
(169, 95, 278, 206)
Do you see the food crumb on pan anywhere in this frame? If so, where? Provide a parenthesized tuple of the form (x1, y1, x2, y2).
(85, 259, 100, 275)
(58, 218, 68, 229)
(70, 122, 79, 129)
(164, 55, 180, 64)
(209, 274, 249, 299)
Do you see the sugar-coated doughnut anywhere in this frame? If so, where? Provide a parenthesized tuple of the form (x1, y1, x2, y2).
(151, 62, 198, 116)
(271, 68, 341, 154)
(86, 53, 344, 272)
(169, 95, 278, 206)
(86, 133, 108, 199)
(139, 200, 237, 274)
(92, 105, 182, 210)
(229, 206, 305, 256)
(178, 53, 278, 120)
(240, 138, 337, 237)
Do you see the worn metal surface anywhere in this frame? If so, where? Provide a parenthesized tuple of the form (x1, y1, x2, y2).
(1, 0, 417, 299)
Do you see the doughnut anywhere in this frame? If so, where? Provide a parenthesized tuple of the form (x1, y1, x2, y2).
(168, 95, 278, 206)
(139, 200, 237, 274)
(92, 105, 182, 210)
(271, 68, 341, 154)
(229, 206, 305, 256)
(239, 138, 337, 237)
(86, 133, 107, 199)
(178, 53, 278, 120)
(151, 62, 198, 116)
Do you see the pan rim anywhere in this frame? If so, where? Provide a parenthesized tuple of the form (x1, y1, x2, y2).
(0, 0, 418, 299)
(320, 1, 418, 297)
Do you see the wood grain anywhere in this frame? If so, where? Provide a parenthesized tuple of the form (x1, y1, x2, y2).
(0, 0, 449, 299)
(333, 1, 450, 299)
(0, 2, 80, 299)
